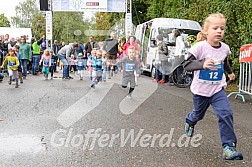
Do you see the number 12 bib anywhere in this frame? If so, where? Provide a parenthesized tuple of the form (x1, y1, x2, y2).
(198, 64, 224, 84)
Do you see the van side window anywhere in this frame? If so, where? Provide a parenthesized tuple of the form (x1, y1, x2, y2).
(150, 29, 156, 47)
(150, 29, 156, 40)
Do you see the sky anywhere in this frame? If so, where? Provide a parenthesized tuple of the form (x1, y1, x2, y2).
(0, 0, 23, 22)
(0, 0, 94, 26)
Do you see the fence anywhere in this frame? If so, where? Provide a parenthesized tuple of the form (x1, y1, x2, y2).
(228, 44, 252, 102)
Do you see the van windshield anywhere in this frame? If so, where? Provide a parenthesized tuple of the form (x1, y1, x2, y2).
(158, 28, 200, 42)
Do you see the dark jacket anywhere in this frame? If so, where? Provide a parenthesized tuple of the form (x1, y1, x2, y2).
(103, 38, 118, 55)
(85, 41, 99, 56)
(52, 44, 61, 55)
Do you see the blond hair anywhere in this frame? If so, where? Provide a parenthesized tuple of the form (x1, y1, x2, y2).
(96, 49, 102, 56)
(43, 49, 51, 57)
(196, 32, 207, 42)
(202, 13, 226, 31)
(127, 46, 136, 51)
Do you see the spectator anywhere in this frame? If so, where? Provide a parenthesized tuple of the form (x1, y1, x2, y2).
(85, 35, 100, 57)
(31, 36, 44, 75)
(103, 32, 118, 78)
(52, 40, 61, 71)
(9, 37, 17, 48)
(122, 36, 139, 57)
(19, 36, 32, 79)
(57, 43, 79, 79)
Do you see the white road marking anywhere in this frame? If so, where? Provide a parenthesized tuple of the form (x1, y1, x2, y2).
(57, 72, 158, 127)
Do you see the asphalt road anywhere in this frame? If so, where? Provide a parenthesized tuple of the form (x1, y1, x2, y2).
(0, 70, 251, 167)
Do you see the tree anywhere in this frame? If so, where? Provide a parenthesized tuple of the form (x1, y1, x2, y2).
(11, 0, 40, 28)
(0, 13, 10, 27)
(52, 12, 90, 44)
(31, 14, 46, 38)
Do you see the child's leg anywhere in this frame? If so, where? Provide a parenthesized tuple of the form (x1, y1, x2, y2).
(134, 71, 138, 86)
(50, 65, 54, 78)
(89, 70, 93, 81)
(18, 71, 23, 83)
(185, 94, 210, 126)
(211, 89, 243, 160)
(129, 77, 136, 95)
(45, 67, 49, 78)
(96, 71, 102, 83)
(13, 70, 18, 87)
(210, 89, 237, 147)
(80, 70, 83, 79)
(184, 94, 210, 137)
(8, 70, 13, 84)
(107, 65, 111, 79)
(102, 68, 107, 81)
(91, 71, 97, 85)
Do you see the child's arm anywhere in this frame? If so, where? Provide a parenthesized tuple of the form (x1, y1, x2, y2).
(0, 56, 8, 68)
(39, 55, 44, 65)
(135, 60, 141, 77)
(224, 57, 235, 80)
(14, 57, 20, 68)
(114, 57, 125, 67)
(49, 57, 52, 67)
(182, 55, 214, 71)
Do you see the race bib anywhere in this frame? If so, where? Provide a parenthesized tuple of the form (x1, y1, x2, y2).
(78, 61, 83, 66)
(125, 63, 135, 71)
(44, 59, 50, 66)
(198, 64, 224, 84)
(8, 61, 16, 67)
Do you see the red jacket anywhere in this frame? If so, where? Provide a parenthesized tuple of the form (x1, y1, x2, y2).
(122, 42, 140, 56)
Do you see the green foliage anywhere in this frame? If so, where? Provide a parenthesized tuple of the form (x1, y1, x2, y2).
(52, 12, 90, 44)
(0, 13, 10, 27)
(11, 0, 39, 28)
(31, 14, 45, 39)
(11, 0, 92, 44)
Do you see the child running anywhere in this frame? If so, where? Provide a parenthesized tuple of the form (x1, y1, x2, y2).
(114, 46, 140, 98)
(13, 45, 23, 84)
(90, 50, 103, 88)
(0, 48, 20, 88)
(87, 49, 97, 81)
(76, 53, 85, 80)
(102, 51, 108, 82)
(39, 49, 52, 80)
(183, 13, 243, 160)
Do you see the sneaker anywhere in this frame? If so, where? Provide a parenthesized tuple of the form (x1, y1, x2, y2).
(20, 78, 23, 83)
(80, 77, 83, 80)
(15, 84, 19, 88)
(69, 76, 74, 79)
(103, 79, 106, 82)
(185, 122, 194, 137)
(159, 79, 165, 84)
(62, 77, 70, 80)
(152, 78, 158, 82)
(91, 84, 95, 89)
(223, 146, 243, 160)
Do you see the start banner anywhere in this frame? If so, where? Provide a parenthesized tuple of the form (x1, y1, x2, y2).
(239, 44, 252, 63)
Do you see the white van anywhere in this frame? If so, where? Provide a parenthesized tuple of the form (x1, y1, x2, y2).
(135, 18, 202, 76)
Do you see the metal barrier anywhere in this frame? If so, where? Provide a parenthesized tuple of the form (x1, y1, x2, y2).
(228, 44, 252, 102)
